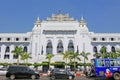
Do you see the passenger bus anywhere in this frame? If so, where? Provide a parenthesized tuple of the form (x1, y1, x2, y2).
(91, 58, 120, 80)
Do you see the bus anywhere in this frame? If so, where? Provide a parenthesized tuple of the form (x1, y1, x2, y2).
(90, 58, 120, 80)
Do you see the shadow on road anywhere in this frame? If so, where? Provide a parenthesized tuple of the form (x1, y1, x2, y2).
(0, 75, 114, 80)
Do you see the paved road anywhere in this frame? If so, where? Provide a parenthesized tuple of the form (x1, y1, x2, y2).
(0, 75, 110, 80)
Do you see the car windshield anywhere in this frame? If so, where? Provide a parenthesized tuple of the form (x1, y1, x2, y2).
(27, 67, 33, 71)
(58, 70, 66, 74)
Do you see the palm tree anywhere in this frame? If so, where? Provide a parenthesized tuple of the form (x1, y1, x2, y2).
(116, 49, 120, 57)
(100, 46, 107, 58)
(100, 46, 107, 53)
(12, 46, 23, 65)
(80, 51, 90, 74)
(60, 51, 70, 69)
(93, 52, 100, 58)
(69, 51, 81, 72)
(21, 52, 31, 66)
(46, 53, 54, 70)
(108, 52, 117, 58)
(114, 49, 120, 58)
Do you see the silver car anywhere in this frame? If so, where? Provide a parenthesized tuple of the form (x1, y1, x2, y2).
(0, 67, 8, 76)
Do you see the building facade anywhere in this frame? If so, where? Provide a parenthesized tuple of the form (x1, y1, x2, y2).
(0, 13, 120, 64)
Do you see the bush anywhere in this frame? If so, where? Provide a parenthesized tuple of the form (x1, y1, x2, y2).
(51, 62, 65, 66)
(41, 62, 49, 66)
(33, 63, 41, 67)
(0, 63, 12, 66)
(77, 63, 91, 66)
(19, 63, 33, 66)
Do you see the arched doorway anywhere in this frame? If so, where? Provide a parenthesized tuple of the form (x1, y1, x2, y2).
(23, 46, 27, 52)
(93, 46, 97, 52)
(111, 46, 115, 52)
(46, 40, 53, 54)
(57, 40, 63, 53)
(68, 40, 74, 52)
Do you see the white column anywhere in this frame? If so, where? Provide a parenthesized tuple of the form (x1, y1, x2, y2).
(64, 37, 68, 52)
(10, 45, 14, 60)
(1, 45, 5, 60)
(53, 37, 57, 55)
(107, 45, 111, 52)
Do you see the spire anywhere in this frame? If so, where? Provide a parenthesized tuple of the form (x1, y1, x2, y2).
(80, 16, 86, 27)
(80, 16, 85, 22)
(37, 16, 40, 21)
(36, 16, 40, 23)
(34, 16, 41, 27)
(35, 16, 40, 24)
(79, 16, 89, 32)
(81, 16, 84, 20)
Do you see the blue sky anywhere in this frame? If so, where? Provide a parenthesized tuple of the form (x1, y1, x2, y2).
(0, 0, 120, 33)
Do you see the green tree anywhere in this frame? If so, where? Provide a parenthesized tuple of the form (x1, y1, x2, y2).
(100, 46, 107, 58)
(93, 52, 100, 58)
(80, 51, 90, 74)
(69, 51, 81, 71)
(100, 46, 107, 53)
(46, 53, 54, 70)
(100, 48, 120, 59)
(12, 46, 23, 65)
(109, 52, 117, 58)
(115, 49, 120, 58)
(21, 52, 31, 66)
(60, 51, 70, 69)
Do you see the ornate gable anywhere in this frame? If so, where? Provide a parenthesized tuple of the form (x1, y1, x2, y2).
(44, 13, 77, 22)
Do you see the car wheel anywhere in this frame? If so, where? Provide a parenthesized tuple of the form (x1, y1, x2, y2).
(113, 72, 120, 80)
(10, 74, 15, 80)
(68, 76, 72, 80)
(31, 75, 36, 80)
(51, 76, 55, 80)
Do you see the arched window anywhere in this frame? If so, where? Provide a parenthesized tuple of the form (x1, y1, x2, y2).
(46, 40, 53, 54)
(13, 54, 18, 59)
(68, 40, 74, 52)
(57, 40, 63, 53)
(23, 46, 27, 52)
(5, 46, 10, 52)
(111, 46, 115, 52)
(93, 46, 97, 52)
(4, 54, 9, 59)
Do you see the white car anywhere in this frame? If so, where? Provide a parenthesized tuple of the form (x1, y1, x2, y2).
(0, 67, 7, 76)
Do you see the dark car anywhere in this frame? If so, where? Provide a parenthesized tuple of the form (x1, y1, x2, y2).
(6, 66, 40, 80)
(49, 68, 75, 80)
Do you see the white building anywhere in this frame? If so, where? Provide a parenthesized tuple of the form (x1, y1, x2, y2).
(0, 13, 120, 65)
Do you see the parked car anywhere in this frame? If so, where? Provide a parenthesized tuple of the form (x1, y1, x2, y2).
(47, 68, 59, 76)
(49, 68, 75, 80)
(6, 65, 40, 80)
(0, 66, 8, 76)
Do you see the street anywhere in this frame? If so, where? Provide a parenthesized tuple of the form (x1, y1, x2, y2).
(0, 75, 110, 80)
